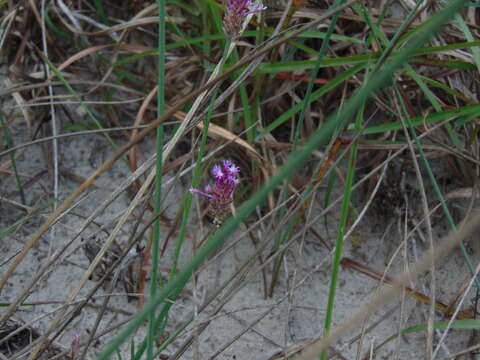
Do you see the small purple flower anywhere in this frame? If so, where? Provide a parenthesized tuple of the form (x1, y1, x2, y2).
(190, 160, 240, 224)
(223, 0, 267, 37)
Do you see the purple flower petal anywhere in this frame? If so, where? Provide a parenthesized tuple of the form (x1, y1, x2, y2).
(190, 188, 213, 198)
(245, 5, 267, 15)
(212, 165, 223, 178)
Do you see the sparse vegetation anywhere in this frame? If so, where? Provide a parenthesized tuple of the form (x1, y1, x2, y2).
(1, 0, 480, 359)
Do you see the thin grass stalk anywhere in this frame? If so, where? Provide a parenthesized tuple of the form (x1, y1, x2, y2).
(454, 13, 480, 74)
(166, 36, 231, 271)
(41, 0, 58, 255)
(149, 91, 221, 354)
(147, 0, 167, 358)
(372, 0, 425, 71)
(256, 63, 366, 139)
(323, 172, 336, 234)
(44, 7, 70, 40)
(269, 8, 356, 291)
(320, 102, 362, 360)
(239, 83, 254, 142)
(200, 0, 211, 68)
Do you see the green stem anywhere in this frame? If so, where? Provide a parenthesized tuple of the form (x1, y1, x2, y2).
(147, 0, 166, 358)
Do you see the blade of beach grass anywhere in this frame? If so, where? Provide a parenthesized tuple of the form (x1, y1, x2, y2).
(171, 88, 218, 275)
(404, 73, 473, 103)
(113, 30, 360, 66)
(357, 104, 480, 134)
(227, 47, 255, 141)
(454, 13, 480, 74)
(199, 0, 212, 68)
(147, 0, 166, 358)
(96, 0, 470, 357)
(320, 100, 363, 360)
(256, 40, 480, 74)
(368, 319, 480, 357)
(44, 7, 70, 41)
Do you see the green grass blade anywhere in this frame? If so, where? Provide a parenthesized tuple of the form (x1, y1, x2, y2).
(356, 104, 480, 134)
(454, 14, 480, 74)
(147, 0, 167, 358)
(374, 319, 480, 353)
(321, 101, 362, 360)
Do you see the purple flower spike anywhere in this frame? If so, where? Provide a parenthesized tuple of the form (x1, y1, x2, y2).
(190, 160, 240, 225)
(223, 0, 266, 37)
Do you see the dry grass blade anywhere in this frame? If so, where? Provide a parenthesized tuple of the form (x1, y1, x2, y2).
(341, 257, 474, 320)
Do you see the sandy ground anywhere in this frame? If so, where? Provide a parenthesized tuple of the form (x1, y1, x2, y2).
(1, 101, 479, 360)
